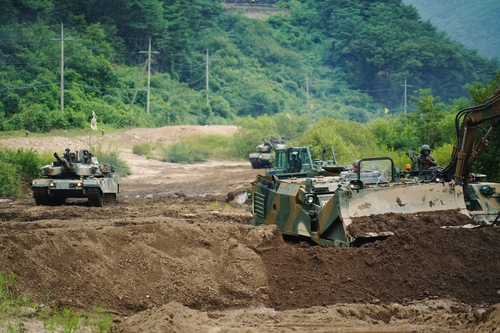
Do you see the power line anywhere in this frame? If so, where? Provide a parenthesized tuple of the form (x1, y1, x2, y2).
(139, 38, 159, 114)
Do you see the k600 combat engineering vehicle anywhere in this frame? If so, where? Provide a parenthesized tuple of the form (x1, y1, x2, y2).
(32, 149, 119, 207)
(248, 87, 500, 246)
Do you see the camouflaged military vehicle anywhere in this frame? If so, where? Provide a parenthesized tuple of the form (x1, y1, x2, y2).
(269, 146, 349, 179)
(249, 136, 285, 169)
(32, 148, 119, 207)
(248, 156, 467, 246)
(248, 87, 500, 246)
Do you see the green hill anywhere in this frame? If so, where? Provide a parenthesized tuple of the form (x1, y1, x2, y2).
(402, 0, 500, 59)
(0, 0, 498, 134)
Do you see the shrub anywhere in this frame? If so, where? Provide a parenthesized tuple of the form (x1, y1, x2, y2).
(91, 145, 131, 177)
(0, 161, 21, 198)
(132, 142, 152, 156)
(160, 141, 208, 163)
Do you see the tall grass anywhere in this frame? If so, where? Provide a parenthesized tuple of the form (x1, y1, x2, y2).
(158, 134, 241, 163)
(132, 142, 153, 156)
(91, 144, 131, 177)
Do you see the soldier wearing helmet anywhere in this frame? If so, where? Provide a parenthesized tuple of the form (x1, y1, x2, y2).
(63, 148, 71, 161)
(62, 148, 76, 164)
(83, 149, 93, 164)
(417, 144, 437, 171)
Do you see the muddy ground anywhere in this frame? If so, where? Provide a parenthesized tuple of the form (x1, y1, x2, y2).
(1, 126, 500, 333)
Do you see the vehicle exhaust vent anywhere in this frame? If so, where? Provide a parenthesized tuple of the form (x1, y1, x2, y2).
(254, 192, 266, 218)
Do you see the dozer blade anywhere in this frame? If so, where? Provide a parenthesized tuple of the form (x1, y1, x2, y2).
(338, 182, 469, 243)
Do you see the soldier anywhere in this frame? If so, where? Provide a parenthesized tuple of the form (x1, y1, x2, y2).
(62, 147, 76, 164)
(291, 152, 301, 172)
(352, 160, 361, 173)
(83, 150, 93, 164)
(417, 144, 437, 171)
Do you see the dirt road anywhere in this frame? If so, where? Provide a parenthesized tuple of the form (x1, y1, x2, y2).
(1, 126, 500, 332)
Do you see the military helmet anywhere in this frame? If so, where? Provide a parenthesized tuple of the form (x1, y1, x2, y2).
(65, 147, 70, 151)
(421, 144, 430, 151)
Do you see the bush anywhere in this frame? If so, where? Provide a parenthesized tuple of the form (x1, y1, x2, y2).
(160, 141, 209, 163)
(91, 145, 131, 177)
(0, 148, 45, 197)
(0, 161, 21, 197)
(132, 142, 152, 156)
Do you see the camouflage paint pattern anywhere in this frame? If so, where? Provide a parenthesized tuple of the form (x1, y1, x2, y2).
(465, 182, 500, 225)
(249, 172, 469, 246)
(32, 150, 119, 206)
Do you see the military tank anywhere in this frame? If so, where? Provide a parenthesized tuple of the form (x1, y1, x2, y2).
(32, 148, 119, 207)
(249, 136, 285, 169)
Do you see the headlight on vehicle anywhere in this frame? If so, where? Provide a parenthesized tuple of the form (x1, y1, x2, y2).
(306, 194, 315, 205)
(76, 182, 82, 187)
(49, 182, 55, 187)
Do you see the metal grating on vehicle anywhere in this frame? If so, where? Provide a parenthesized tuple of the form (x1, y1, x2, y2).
(254, 192, 266, 218)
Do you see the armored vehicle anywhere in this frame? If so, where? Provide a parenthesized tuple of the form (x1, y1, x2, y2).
(249, 136, 285, 169)
(248, 87, 500, 246)
(32, 148, 119, 207)
(249, 157, 466, 246)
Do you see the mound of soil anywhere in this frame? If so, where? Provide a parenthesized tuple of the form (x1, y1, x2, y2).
(1, 126, 500, 332)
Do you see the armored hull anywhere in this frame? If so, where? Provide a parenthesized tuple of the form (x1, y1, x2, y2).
(32, 150, 119, 207)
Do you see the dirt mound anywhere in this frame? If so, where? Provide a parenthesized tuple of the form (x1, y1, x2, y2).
(263, 210, 500, 310)
(1, 196, 500, 332)
(2, 128, 500, 332)
(118, 300, 500, 333)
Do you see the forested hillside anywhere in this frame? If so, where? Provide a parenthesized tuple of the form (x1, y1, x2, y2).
(0, 0, 498, 134)
(402, 0, 500, 60)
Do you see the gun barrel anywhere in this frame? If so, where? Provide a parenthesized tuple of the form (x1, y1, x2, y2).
(54, 152, 71, 170)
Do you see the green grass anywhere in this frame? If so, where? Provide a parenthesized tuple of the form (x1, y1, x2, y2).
(90, 144, 131, 177)
(0, 272, 114, 333)
(158, 133, 242, 164)
(132, 142, 153, 156)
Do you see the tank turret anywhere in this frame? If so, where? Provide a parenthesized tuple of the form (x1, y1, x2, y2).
(249, 136, 286, 169)
(53, 152, 73, 171)
(32, 148, 119, 207)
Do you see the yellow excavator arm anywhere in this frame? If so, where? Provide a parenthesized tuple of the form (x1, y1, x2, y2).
(443, 88, 500, 183)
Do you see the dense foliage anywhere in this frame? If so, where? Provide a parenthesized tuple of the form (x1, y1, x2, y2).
(0, 0, 498, 133)
(0, 148, 49, 197)
(403, 0, 500, 59)
(1, 0, 500, 192)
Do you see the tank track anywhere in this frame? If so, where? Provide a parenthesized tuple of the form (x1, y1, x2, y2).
(33, 188, 65, 206)
(33, 187, 50, 206)
(87, 188, 104, 207)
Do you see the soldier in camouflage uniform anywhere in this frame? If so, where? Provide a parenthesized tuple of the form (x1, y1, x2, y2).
(417, 144, 437, 171)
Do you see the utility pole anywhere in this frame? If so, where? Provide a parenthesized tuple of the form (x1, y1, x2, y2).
(306, 74, 310, 118)
(139, 38, 159, 114)
(401, 77, 413, 114)
(206, 49, 209, 106)
(131, 59, 148, 105)
(51, 23, 73, 113)
(205, 49, 218, 106)
(305, 74, 315, 122)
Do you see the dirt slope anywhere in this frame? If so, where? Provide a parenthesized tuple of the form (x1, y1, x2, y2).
(1, 126, 500, 333)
